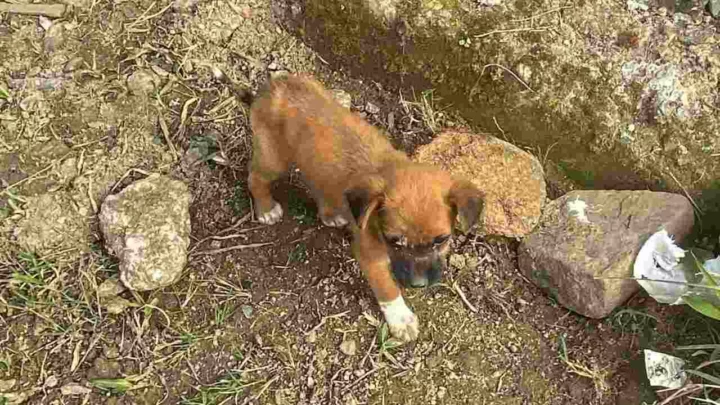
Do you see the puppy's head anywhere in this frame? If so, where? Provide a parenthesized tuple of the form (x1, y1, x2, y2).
(347, 163, 483, 288)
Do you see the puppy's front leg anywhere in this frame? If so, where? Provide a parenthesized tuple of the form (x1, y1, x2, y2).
(353, 227, 419, 342)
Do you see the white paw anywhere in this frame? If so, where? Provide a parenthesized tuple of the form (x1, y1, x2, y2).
(321, 214, 349, 228)
(379, 295, 419, 342)
(257, 202, 283, 225)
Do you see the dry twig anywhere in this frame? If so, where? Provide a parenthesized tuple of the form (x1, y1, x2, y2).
(453, 281, 478, 313)
(0, 2, 65, 17)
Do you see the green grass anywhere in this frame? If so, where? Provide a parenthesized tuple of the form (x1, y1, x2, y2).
(181, 372, 250, 405)
(287, 243, 308, 264)
(214, 303, 235, 326)
(287, 188, 317, 225)
(557, 161, 595, 188)
(227, 183, 250, 216)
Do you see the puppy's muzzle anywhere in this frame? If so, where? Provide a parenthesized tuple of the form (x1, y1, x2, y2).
(391, 256, 445, 288)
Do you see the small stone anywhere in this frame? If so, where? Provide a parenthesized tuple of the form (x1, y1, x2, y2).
(98, 174, 191, 291)
(182, 59, 194, 73)
(150, 65, 169, 77)
(38, 16, 52, 31)
(64, 57, 84, 72)
(61, 383, 91, 396)
(97, 278, 125, 298)
(126, 69, 160, 96)
(268, 61, 279, 71)
(414, 131, 546, 237)
(241, 305, 253, 318)
(516, 63, 532, 82)
(518, 190, 694, 318)
(339, 339, 357, 356)
(88, 357, 122, 379)
(43, 23, 65, 53)
(172, 0, 198, 13)
(366, 0, 399, 23)
(365, 101, 380, 114)
(331, 89, 352, 109)
(44, 375, 58, 388)
(307, 376, 315, 388)
(0, 379, 16, 391)
(104, 296, 134, 314)
(448, 254, 466, 270)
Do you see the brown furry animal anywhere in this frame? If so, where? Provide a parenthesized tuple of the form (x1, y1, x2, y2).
(246, 74, 483, 341)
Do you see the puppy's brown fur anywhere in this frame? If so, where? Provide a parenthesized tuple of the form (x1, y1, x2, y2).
(247, 74, 483, 340)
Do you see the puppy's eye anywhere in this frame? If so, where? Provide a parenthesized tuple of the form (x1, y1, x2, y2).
(433, 234, 451, 245)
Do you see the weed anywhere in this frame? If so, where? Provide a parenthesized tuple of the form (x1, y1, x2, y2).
(214, 303, 235, 326)
(9, 252, 52, 308)
(288, 243, 308, 264)
(180, 333, 200, 350)
(557, 161, 595, 188)
(611, 308, 658, 335)
(91, 378, 134, 395)
(227, 183, 250, 216)
(189, 135, 220, 169)
(557, 333, 609, 397)
(181, 372, 252, 405)
(287, 189, 317, 225)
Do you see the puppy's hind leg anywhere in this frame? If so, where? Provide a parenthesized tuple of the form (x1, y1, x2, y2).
(248, 126, 288, 225)
(318, 190, 354, 228)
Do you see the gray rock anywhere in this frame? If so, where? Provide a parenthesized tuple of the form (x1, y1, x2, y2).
(126, 69, 160, 96)
(365, 0, 399, 23)
(518, 190, 694, 318)
(331, 89, 352, 109)
(43, 23, 65, 53)
(365, 101, 380, 114)
(99, 174, 190, 291)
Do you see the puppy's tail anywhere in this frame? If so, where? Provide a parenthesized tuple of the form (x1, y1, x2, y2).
(213, 67, 272, 107)
(211, 66, 269, 107)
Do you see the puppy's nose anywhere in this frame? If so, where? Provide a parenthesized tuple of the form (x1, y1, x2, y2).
(410, 277, 428, 288)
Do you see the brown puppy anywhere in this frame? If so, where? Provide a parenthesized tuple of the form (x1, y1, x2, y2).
(247, 74, 483, 342)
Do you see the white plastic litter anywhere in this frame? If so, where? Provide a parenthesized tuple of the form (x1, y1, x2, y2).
(644, 349, 687, 389)
(704, 256, 720, 276)
(633, 229, 687, 304)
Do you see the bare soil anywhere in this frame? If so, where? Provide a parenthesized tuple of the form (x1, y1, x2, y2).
(1, 0, 719, 404)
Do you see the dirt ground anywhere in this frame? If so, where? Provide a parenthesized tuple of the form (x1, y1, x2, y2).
(1, 0, 719, 404)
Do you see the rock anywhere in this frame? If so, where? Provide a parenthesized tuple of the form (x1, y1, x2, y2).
(331, 89, 352, 109)
(60, 383, 91, 396)
(88, 357, 122, 379)
(365, 101, 380, 114)
(414, 130, 546, 237)
(518, 190, 694, 319)
(126, 69, 160, 96)
(365, 0, 399, 23)
(172, 0, 198, 13)
(44, 375, 58, 388)
(339, 339, 357, 356)
(0, 379, 16, 391)
(43, 23, 65, 53)
(99, 174, 191, 291)
(104, 296, 134, 314)
(97, 278, 125, 298)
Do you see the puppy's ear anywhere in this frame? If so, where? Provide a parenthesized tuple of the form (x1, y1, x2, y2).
(345, 174, 386, 229)
(448, 178, 484, 234)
